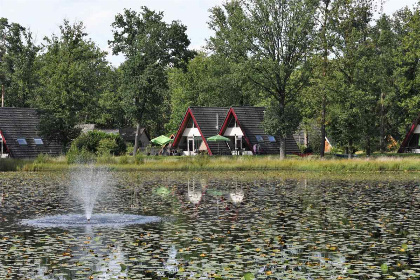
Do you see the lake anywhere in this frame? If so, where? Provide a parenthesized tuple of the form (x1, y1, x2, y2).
(0, 170, 419, 279)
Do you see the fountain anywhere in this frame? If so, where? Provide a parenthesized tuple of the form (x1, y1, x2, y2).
(22, 166, 161, 228)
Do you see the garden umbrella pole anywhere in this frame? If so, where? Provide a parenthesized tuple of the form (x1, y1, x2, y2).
(206, 134, 230, 155)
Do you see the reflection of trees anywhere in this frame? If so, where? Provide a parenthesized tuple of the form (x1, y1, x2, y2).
(9, 228, 129, 280)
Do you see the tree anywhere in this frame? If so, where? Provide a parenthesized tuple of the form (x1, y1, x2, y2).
(109, 6, 194, 155)
(167, 52, 259, 133)
(96, 67, 131, 128)
(326, 0, 376, 156)
(208, 0, 318, 158)
(393, 4, 420, 138)
(35, 20, 110, 149)
(0, 18, 39, 107)
(370, 14, 398, 152)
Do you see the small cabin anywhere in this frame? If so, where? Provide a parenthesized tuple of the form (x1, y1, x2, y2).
(172, 106, 300, 156)
(0, 107, 61, 158)
(398, 114, 420, 153)
(78, 124, 150, 150)
(172, 107, 229, 155)
(219, 107, 299, 155)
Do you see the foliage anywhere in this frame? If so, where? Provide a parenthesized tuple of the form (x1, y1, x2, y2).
(393, 5, 420, 136)
(0, 158, 28, 171)
(34, 153, 52, 164)
(97, 138, 119, 156)
(10, 154, 420, 172)
(35, 20, 110, 149)
(1, 2, 420, 156)
(167, 53, 259, 133)
(109, 6, 195, 153)
(66, 145, 96, 164)
(0, 18, 39, 107)
(95, 67, 131, 128)
(70, 130, 126, 157)
(208, 0, 318, 158)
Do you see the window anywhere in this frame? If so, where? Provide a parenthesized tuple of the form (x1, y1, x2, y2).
(256, 135, 264, 142)
(17, 138, 27, 145)
(268, 135, 276, 143)
(34, 138, 44, 145)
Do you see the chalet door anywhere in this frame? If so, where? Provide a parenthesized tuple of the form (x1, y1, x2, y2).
(235, 136, 242, 151)
(188, 138, 194, 153)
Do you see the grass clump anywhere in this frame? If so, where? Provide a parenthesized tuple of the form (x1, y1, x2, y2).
(0, 158, 28, 171)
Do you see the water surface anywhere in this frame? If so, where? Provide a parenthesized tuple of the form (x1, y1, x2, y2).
(0, 171, 419, 279)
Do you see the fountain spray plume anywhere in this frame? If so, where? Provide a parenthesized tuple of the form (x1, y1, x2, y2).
(70, 165, 111, 221)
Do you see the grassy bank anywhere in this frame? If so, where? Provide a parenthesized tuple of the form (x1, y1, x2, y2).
(3, 154, 420, 172)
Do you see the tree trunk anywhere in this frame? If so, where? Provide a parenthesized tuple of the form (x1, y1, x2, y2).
(320, 0, 330, 158)
(320, 96, 326, 157)
(133, 123, 141, 157)
(279, 136, 286, 160)
(347, 139, 353, 159)
(366, 137, 371, 156)
(379, 91, 385, 153)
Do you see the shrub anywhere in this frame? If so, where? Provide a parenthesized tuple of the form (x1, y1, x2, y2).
(97, 138, 118, 156)
(126, 142, 134, 155)
(119, 155, 130, 164)
(34, 153, 51, 164)
(70, 130, 126, 156)
(135, 154, 145, 164)
(66, 145, 96, 164)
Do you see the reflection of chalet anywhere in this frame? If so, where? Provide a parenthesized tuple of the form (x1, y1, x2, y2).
(219, 107, 300, 155)
(398, 114, 420, 153)
(172, 107, 229, 155)
(0, 107, 61, 158)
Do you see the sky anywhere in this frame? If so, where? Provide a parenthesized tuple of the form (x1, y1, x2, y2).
(0, 0, 418, 66)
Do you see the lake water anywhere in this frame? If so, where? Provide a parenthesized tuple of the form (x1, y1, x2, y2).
(0, 171, 419, 279)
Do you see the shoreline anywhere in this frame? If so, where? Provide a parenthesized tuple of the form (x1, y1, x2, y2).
(2, 155, 420, 173)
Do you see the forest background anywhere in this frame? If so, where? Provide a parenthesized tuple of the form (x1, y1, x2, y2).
(0, 0, 419, 157)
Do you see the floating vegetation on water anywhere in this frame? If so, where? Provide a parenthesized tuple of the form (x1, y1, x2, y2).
(0, 172, 419, 279)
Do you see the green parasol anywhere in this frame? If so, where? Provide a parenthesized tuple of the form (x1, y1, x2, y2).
(206, 134, 230, 142)
(150, 135, 172, 146)
(207, 134, 230, 155)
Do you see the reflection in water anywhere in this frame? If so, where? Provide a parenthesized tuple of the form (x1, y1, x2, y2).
(1, 173, 420, 279)
(187, 179, 203, 205)
(229, 180, 244, 205)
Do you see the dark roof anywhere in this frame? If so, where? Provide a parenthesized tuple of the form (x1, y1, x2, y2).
(226, 107, 300, 154)
(119, 127, 149, 142)
(398, 113, 420, 153)
(190, 107, 230, 155)
(0, 107, 62, 158)
(172, 107, 230, 155)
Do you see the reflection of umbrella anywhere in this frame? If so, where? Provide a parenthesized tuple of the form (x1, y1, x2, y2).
(207, 134, 230, 155)
(151, 135, 172, 146)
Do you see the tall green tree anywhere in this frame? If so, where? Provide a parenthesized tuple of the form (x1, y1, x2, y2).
(0, 18, 39, 107)
(35, 20, 110, 149)
(327, 0, 376, 155)
(208, 0, 318, 158)
(96, 67, 131, 128)
(393, 4, 420, 137)
(370, 14, 398, 151)
(167, 52, 259, 133)
(109, 6, 194, 155)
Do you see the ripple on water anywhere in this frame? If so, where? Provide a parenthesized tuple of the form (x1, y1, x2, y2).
(21, 213, 161, 228)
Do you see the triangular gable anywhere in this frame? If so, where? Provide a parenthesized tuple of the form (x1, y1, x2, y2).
(398, 113, 420, 153)
(219, 106, 300, 155)
(172, 108, 213, 155)
(219, 108, 253, 152)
